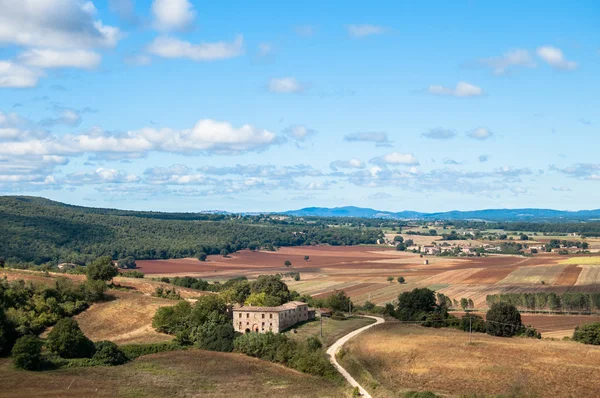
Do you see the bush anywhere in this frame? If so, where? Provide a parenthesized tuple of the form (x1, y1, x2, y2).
(46, 318, 95, 358)
(459, 314, 487, 333)
(152, 301, 192, 334)
(12, 335, 43, 370)
(396, 288, 437, 321)
(92, 341, 128, 365)
(193, 313, 235, 352)
(86, 256, 118, 282)
(486, 302, 522, 337)
(120, 270, 144, 279)
(197, 252, 207, 261)
(120, 341, 183, 360)
(572, 322, 600, 345)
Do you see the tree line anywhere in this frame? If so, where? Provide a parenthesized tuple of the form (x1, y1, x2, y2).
(486, 292, 600, 313)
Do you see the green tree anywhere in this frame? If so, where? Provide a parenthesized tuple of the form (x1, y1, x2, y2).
(582, 242, 590, 250)
(284, 260, 292, 267)
(92, 341, 128, 365)
(460, 298, 469, 310)
(572, 322, 600, 345)
(326, 290, 352, 312)
(387, 276, 394, 282)
(118, 256, 137, 269)
(398, 276, 405, 284)
(46, 318, 95, 358)
(197, 252, 207, 261)
(152, 301, 192, 334)
(86, 256, 118, 283)
(251, 275, 290, 306)
(12, 335, 43, 370)
(486, 302, 522, 337)
(304, 256, 310, 261)
(393, 235, 404, 243)
(193, 312, 235, 352)
(396, 288, 437, 321)
(220, 249, 229, 257)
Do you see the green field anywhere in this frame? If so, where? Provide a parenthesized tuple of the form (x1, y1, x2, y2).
(285, 316, 375, 347)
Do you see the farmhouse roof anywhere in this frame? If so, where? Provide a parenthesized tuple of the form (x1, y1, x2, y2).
(233, 301, 309, 313)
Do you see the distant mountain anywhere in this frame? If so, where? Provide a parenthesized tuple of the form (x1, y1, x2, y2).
(283, 206, 600, 221)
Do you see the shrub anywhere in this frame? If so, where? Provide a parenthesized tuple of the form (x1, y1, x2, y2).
(396, 288, 437, 321)
(92, 341, 128, 365)
(152, 301, 192, 334)
(486, 302, 522, 337)
(121, 270, 144, 279)
(120, 341, 183, 360)
(398, 276, 405, 284)
(46, 318, 95, 358)
(572, 322, 600, 345)
(459, 314, 487, 333)
(193, 313, 235, 352)
(197, 252, 207, 261)
(284, 260, 292, 267)
(12, 335, 43, 370)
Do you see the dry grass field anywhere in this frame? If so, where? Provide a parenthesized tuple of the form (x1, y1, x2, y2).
(75, 290, 174, 345)
(285, 317, 375, 347)
(339, 323, 600, 398)
(0, 349, 348, 398)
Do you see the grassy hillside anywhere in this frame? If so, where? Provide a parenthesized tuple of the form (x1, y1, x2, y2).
(339, 323, 600, 398)
(0, 349, 348, 397)
(0, 196, 382, 265)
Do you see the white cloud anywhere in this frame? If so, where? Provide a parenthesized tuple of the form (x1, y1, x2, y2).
(0, 61, 42, 88)
(371, 152, 419, 166)
(40, 108, 82, 127)
(283, 124, 317, 141)
(147, 35, 244, 61)
(125, 54, 152, 66)
(65, 167, 139, 185)
(537, 46, 577, 70)
(467, 127, 494, 140)
(330, 159, 365, 171)
(268, 77, 303, 93)
(552, 186, 572, 192)
(478, 49, 536, 75)
(152, 0, 196, 32)
(428, 81, 484, 97)
(18, 49, 101, 69)
(422, 127, 456, 140)
(0, 118, 279, 158)
(347, 24, 386, 38)
(0, 0, 119, 49)
(343, 131, 391, 146)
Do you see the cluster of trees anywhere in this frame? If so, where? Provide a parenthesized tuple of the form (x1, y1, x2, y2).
(234, 333, 338, 379)
(572, 322, 600, 345)
(11, 318, 129, 370)
(449, 220, 600, 237)
(545, 239, 589, 251)
(0, 276, 105, 356)
(384, 288, 540, 338)
(0, 197, 383, 265)
(486, 292, 600, 312)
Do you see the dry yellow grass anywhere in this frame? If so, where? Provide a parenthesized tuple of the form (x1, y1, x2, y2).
(559, 256, 600, 265)
(75, 290, 174, 345)
(0, 349, 348, 398)
(340, 323, 600, 398)
(575, 264, 600, 286)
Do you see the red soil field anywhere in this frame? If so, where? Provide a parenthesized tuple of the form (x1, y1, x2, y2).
(553, 264, 582, 286)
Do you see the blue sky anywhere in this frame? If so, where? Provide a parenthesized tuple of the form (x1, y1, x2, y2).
(0, 0, 598, 212)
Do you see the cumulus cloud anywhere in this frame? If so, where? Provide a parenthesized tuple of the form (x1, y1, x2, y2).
(65, 168, 139, 185)
(330, 159, 365, 171)
(422, 127, 456, 140)
(197, 164, 323, 180)
(147, 35, 244, 61)
(344, 131, 391, 146)
(109, 0, 138, 24)
(0, 0, 119, 49)
(370, 152, 419, 166)
(347, 24, 386, 38)
(537, 46, 577, 70)
(267, 77, 304, 93)
(428, 82, 484, 97)
(152, 0, 196, 32)
(18, 49, 101, 69)
(477, 49, 536, 75)
(467, 127, 494, 140)
(0, 61, 42, 88)
(550, 164, 600, 180)
(144, 164, 211, 185)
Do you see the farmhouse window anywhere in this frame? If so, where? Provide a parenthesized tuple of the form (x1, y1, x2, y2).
(246, 313, 249, 318)
(270, 314, 273, 319)
(262, 314, 265, 319)
(239, 313, 242, 318)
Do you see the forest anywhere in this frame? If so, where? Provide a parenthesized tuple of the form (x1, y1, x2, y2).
(0, 196, 383, 265)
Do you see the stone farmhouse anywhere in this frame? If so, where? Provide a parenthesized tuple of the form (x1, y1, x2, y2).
(233, 301, 315, 334)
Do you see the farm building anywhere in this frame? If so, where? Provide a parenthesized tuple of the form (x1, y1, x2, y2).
(233, 301, 315, 334)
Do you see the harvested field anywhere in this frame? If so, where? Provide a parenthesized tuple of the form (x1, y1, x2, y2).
(75, 290, 174, 345)
(576, 264, 600, 286)
(136, 246, 600, 308)
(0, 349, 346, 398)
(560, 256, 600, 265)
(554, 264, 582, 286)
(498, 264, 566, 285)
(340, 323, 600, 398)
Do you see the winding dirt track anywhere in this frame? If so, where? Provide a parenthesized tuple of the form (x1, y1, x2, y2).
(326, 315, 385, 398)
